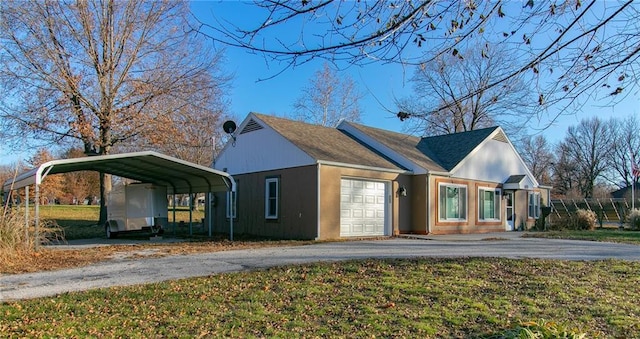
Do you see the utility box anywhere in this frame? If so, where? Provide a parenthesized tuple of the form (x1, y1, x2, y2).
(105, 183, 168, 238)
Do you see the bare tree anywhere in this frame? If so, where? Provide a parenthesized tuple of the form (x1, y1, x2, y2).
(397, 45, 533, 136)
(1, 0, 230, 221)
(199, 1, 639, 121)
(607, 115, 640, 188)
(552, 142, 581, 199)
(517, 135, 555, 185)
(557, 117, 612, 198)
(112, 70, 231, 167)
(292, 63, 363, 127)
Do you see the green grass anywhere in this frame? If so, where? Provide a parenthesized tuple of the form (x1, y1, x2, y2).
(525, 229, 640, 244)
(36, 205, 207, 240)
(2, 258, 638, 337)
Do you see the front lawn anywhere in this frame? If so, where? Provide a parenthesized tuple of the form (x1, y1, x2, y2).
(37, 204, 206, 239)
(2, 258, 638, 337)
(524, 228, 640, 244)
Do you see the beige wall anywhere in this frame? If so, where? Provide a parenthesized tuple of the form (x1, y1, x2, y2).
(318, 165, 411, 240)
(213, 163, 551, 239)
(513, 187, 551, 230)
(405, 174, 428, 234)
(213, 164, 413, 240)
(212, 165, 318, 239)
(428, 176, 528, 234)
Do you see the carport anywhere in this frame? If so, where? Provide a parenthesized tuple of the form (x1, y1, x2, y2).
(2, 151, 236, 248)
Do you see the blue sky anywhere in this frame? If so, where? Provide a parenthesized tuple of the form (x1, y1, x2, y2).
(192, 1, 638, 141)
(190, 1, 412, 132)
(1, 1, 637, 165)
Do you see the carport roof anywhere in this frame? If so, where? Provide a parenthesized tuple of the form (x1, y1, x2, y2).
(3, 151, 234, 194)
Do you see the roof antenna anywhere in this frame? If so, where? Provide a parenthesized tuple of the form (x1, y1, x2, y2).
(222, 120, 237, 146)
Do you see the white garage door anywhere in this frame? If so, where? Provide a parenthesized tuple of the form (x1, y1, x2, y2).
(340, 178, 387, 237)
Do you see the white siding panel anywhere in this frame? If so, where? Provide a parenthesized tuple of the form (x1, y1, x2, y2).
(214, 126, 315, 175)
(453, 139, 536, 185)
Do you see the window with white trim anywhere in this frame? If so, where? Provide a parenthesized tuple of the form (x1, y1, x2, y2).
(478, 188, 501, 221)
(528, 192, 541, 219)
(226, 191, 236, 219)
(439, 184, 467, 221)
(265, 177, 279, 219)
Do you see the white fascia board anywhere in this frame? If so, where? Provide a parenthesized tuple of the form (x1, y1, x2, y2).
(337, 121, 427, 174)
(316, 160, 412, 174)
(428, 170, 451, 176)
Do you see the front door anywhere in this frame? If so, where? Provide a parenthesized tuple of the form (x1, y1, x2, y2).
(505, 192, 514, 231)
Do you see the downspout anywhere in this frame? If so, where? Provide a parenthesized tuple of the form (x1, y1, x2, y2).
(316, 163, 321, 240)
(229, 178, 236, 241)
(425, 172, 430, 234)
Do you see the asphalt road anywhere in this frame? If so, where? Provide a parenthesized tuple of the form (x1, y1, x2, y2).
(2, 234, 639, 302)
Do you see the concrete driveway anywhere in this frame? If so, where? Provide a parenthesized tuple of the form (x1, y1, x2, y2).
(2, 233, 639, 301)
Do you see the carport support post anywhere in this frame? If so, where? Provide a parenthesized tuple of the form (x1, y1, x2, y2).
(34, 184, 40, 251)
(172, 194, 176, 234)
(206, 192, 212, 237)
(189, 191, 193, 236)
(24, 186, 29, 244)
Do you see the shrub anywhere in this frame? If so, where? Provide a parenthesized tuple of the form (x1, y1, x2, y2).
(548, 215, 568, 231)
(550, 209, 597, 231)
(627, 209, 640, 230)
(0, 207, 30, 254)
(573, 209, 597, 230)
(1, 206, 64, 259)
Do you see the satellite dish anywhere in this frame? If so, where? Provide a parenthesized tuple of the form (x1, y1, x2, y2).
(223, 120, 237, 134)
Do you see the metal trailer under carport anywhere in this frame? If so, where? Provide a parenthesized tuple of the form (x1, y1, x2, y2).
(2, 151, 236, 248)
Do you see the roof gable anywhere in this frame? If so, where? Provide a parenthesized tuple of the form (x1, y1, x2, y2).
(338, 122, 446, 174)
(220, 114, 538, 187)
(449, 128, 540, 187)
(417, 127, 499, 171)
(341, 123, 499, 173)
(248, 113, 404, 171)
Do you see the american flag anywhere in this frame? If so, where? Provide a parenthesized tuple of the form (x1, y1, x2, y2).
(633, 152, 640, 179)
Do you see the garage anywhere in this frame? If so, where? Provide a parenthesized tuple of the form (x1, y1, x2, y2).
(340, 178, 388, 237)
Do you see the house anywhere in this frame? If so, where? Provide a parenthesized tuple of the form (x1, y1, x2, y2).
(610, 183, 640, 200)
(211, 113, 550, 240)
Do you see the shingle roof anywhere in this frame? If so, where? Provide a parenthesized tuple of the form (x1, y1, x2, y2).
(417, 127, 499, 171)
(505, 174, 527, 184)
(344, 123, 446, 172)
(252, 113, 405, 171)
(252, 113, 500, 173)
(346, 123, 499, 172)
